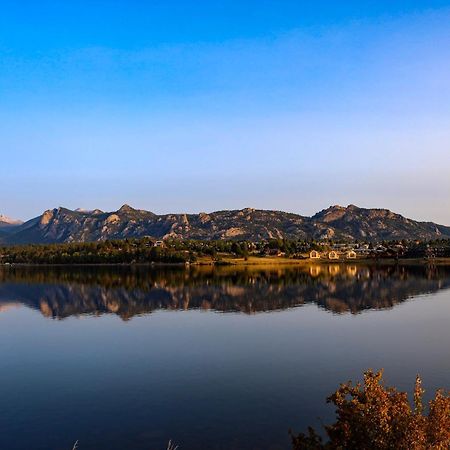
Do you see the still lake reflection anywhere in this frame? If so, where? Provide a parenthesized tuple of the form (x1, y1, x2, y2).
(0, 264, 450, 449)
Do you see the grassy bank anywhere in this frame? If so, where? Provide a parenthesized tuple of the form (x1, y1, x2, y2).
(2, 256, 450, 268)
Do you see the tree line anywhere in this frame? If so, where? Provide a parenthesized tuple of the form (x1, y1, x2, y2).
(1, 237, 449, 264)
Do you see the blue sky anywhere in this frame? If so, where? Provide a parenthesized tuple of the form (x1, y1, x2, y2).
(1, 1, 449, 223)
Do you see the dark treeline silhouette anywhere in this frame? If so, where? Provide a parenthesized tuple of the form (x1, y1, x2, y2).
(1, 264, 449, 320)
(0, 238, 314, 264)
(2, 237, 449, 264)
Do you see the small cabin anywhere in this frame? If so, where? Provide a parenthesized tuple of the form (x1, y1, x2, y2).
(328, 251, 339, 260)
(346, 250, 357, 259)
(310, 250, 321, 259)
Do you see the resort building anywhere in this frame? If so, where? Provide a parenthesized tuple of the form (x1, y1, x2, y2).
(328, 251, 339, 260)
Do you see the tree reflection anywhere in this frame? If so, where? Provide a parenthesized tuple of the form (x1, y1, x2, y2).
(0, 264, 449, 320)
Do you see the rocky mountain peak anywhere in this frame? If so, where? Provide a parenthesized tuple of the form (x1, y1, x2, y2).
(313, 205, 349, 222)
(75, 208, 103, 214)
(0, 214, 23, 226)
(117, 204, 136, 213)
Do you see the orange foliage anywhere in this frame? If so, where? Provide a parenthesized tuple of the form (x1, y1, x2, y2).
(291, 370, 450, 449)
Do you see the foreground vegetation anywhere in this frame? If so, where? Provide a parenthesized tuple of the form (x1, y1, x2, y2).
(291, 370, 450, 449)
(1, 237, 450, 265)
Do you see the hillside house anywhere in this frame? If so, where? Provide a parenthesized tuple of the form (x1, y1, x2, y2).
(153, 240, 165, 248)
(332, 243, 350, 250)
(265, 249, 285, 257)
(310, 250, 321, 259)
(328, 251, 339, 260)
(347, 250, 357, 259)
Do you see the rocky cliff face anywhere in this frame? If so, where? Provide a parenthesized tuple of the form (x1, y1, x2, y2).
(311, 205, 450, 241)
(2, 204, 450, 244)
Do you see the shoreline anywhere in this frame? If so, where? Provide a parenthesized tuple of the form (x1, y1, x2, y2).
(1, 257, 450, 268)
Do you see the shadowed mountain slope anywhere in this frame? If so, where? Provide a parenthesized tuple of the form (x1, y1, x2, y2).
(2, 204, 450, 244)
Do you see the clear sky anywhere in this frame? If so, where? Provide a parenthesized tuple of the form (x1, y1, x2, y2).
(1, 1, 449, 224)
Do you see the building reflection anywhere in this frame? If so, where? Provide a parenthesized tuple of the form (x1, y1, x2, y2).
(0, 264, 449, 319)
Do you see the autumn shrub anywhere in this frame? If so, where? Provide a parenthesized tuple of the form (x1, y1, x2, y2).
(291, 370, 450, 449)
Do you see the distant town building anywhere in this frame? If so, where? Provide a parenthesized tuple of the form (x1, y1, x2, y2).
(328, 251, 339, 260)
(265, 249, 285, 257)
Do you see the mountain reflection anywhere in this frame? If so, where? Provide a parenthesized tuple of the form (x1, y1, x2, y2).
(0, 264, 449, 319)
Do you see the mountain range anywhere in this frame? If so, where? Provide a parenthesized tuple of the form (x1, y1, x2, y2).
(1, 204, 449, 245)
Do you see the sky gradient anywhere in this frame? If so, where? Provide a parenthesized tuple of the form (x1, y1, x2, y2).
(1, 1, 449, 224)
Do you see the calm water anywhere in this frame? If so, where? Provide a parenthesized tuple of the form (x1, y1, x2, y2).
(1, 264, 450, 450)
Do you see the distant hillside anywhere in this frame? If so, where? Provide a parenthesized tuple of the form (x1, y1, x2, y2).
(311, 205, 450, 241)
(0, 214, 22, 228)
(0, 215, 23, 240)
(1, 204, 450, 245)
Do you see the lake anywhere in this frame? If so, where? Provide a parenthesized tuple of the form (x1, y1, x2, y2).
(1, 263, 450, 450)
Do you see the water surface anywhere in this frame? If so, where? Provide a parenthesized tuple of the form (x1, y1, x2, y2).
(1, 264, 450, 450)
